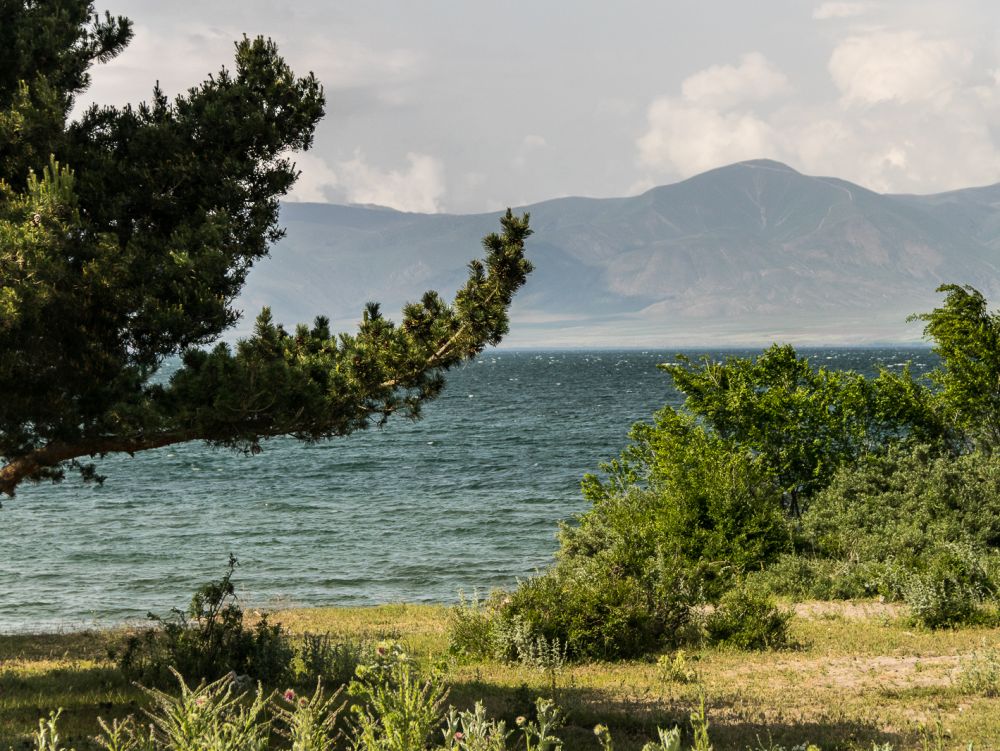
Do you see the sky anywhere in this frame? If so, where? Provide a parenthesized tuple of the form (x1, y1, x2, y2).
(76, 0, 1000, 215)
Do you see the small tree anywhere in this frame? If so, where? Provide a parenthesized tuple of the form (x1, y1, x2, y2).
(0, 3, 532, 498)
(911, 283, 1000, 450)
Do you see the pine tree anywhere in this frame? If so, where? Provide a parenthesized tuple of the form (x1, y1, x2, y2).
(0, 2, 532, 498)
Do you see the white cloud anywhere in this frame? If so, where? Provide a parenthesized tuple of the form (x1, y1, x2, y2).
(73, 24, 235, 113)
(680, 52, 790, 109)
(287, 151, 446, 213)
(635, 28, 1000, 196)
(286, 152, 341, 203)
(828, 30, 971, 106)
(638, 102, 778, 176)
(636, 53, 787, 175)
(74, 26, 420, 116)
(812, 2, 869, 20)
(522, 134, 547, 149)
(337, 151, 445, 212)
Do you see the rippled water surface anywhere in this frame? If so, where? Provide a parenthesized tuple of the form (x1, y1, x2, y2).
(1, 348, 934, 632)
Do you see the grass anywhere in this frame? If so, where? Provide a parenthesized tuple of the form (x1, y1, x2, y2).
(2, 602, 999, 751)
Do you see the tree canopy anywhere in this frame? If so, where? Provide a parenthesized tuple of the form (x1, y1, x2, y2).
(0, 2, 533, 498)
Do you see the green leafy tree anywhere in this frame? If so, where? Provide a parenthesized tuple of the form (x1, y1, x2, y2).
(0, 3, 533, 498)
(657, 344, 944, 515)
(912, 283, 1000, 449)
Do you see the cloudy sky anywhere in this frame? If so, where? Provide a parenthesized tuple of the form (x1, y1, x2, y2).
(76, 0, 1000, 214)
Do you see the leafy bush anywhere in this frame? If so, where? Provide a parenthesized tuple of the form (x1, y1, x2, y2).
(902, 543, 994, 629)
(804, 446, 1000, 563)
(498, 554, 695, 660)
(296, 632, 365, 688)
(577, 412, 792, 592)
(749, 554, 907, 602)
(117, 555, 294, 686)
(447, 592, 494, 660)
(704, 583, 792, 650)
(957, 647, 1000, 697)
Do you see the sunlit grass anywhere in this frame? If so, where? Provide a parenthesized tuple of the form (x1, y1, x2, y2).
(2, 602, 999, 750)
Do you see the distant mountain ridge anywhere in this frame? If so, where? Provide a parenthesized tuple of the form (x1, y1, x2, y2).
(237, 160, 1000, 347)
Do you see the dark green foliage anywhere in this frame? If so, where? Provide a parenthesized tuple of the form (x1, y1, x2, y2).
(577, 413, 792, 590)
(117, 555, 294, 686)
(805, 445, 1000, 562)
(902, 543, 995, 629)
(508, 287, 1000, 653)
(498, 557, 695, 661)
(446, 593, 494, 661)
(296, 632, 365, 688)
(912, 284, 1000, 449)
(704, 583, 792, 651)
(748, 554, 902, 602)
(659, 344, 946, 514)
(0, 1, 532, 498)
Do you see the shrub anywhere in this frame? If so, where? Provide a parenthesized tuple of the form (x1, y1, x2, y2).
(447, 592, 494, 660)
(296, 632, 365, 688)
(749, 554, 907, 602)
(902, 543, 993, 629)
(348, 640, 449, 751)
(957, 647, 1000, 697)
(117, 555, 294, 686)
(577, 412, 793, 594)
(804, 446, 1000, 563)
(499, 555, 695, 660)
(704, 583, 792, 650)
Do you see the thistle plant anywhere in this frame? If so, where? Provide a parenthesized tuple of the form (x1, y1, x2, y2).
(516, 697, 564, 751)
(641, 727, 683, 751)
(99, 668, 271, 751)
(441, 702, 511, 750)
(349, 641, 448, 751)
(274, 682, 346, 751)
(95, 716, 156, 751)
(689, 696, 712, 751)
(32, 710, 71, 751)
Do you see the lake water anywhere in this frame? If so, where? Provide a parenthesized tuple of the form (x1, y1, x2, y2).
(0, 348, 934, 632)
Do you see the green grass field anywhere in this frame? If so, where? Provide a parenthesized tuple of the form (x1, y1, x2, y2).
(2, 602, 998, 750)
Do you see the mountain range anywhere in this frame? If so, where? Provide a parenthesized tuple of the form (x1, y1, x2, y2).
(236, 159, 1000, 347)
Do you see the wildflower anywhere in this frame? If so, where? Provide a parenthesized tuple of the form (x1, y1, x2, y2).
(516, 716, 527, 727)
(454, 731, 464, 740)
(194, 696, 207, 707)
(299, 697, 308, 707)
(376, 646, 387, 656)
(283, 688, 296, 702)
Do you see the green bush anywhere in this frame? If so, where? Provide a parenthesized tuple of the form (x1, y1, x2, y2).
(902, 543, 993, 629)
(957, 647, 1000, 697)
(804, 446, 1000, 562)
(447, 592, 495, 660)
(750, 554, 907, 602)
(117, 555, 294, 686)
(577, 412, 792, 593)
(704, 583, 792, 650)
(498, 551, 696, 661)
(297, 632, 365, 688)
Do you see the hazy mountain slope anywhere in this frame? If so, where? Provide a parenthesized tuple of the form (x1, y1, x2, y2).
(237, 160, 1000, 347)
